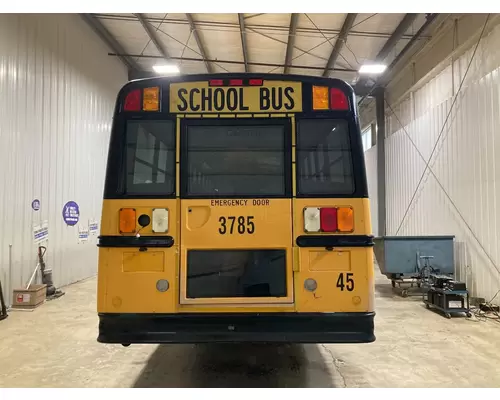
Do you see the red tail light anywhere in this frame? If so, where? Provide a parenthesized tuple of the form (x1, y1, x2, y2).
(209, 79, 224, 86)
(229, 79, 243, 86)
(320, 208, 338, 232)
(249, 79, 263, 86)
(124, 89, 141, 111)
(330, 88, 349, 110)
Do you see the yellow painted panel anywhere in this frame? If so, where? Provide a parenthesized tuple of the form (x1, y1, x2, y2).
(122, 251, 165, 272)
(98, 247, 178, 313)
(293, 197, 374, 313)
(294, 247, 374, 313)
(181, 199, 292, 248)
(307, 249, 351, 271)
(169, 81, 302, 113)
(98, 198, 180, 313)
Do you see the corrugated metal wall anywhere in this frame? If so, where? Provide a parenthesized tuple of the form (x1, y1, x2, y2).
(0, 14, 127, 306)
(384, 21, 500, 301)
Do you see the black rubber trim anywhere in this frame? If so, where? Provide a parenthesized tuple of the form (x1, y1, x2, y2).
(97, 312, 375, 344)
(296, 234, 374, 248)
(97, 235, 174, 248)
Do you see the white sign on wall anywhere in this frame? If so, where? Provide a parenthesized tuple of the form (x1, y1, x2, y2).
(89, 219, 99, 235)
(33, 221, 49, 244)
(78, 226, 89, 243)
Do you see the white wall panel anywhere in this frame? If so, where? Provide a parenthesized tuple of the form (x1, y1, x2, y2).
(384, 22, 500, 301)
(0, 14, 127, 306)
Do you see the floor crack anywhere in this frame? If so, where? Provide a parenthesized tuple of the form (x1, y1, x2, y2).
(321, 344, 347, 388)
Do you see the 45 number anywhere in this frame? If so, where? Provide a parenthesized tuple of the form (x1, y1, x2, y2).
(219, 216, 255, 235)
(336, 273, 354, 291)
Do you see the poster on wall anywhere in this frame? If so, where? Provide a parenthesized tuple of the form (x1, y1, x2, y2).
(33, 221, 49, 244)
(89, 219, 99, 235)
(78, 226, 89, 243)
(62, 201, 80, 226)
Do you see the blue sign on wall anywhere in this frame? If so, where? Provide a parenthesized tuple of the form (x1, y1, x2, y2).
(32, 199, 40, 211)
(62, 201, 80, 226)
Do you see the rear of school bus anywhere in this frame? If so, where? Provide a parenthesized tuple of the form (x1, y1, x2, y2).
(96, 73, 375, 345)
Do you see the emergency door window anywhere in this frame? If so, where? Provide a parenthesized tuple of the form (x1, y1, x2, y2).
(185, 124, 286, 197)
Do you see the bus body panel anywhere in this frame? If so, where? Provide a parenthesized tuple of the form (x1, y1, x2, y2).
(293, 197, 374, 312)
(98, 199, 179, 314)
(97, 199, 374, 315)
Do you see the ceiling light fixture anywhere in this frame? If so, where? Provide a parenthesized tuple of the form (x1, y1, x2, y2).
(359, 64, 387, 74)
(152, 64, 180, 74)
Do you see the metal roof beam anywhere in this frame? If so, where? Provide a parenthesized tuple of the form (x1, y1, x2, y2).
(93, 14, 429, 40)
(357, 13, 440, 106)
(322, 13, 357, 77)
(186, 14, 214, 73)
(374, 13, 419, 63)
(107, 52, 358, 73)
(355, 13, 419, 94)
(80, 13, 141, 72)
(284, 13, 299, 74)
(135, 13, 170, 61)
(238, 13, 250, 72)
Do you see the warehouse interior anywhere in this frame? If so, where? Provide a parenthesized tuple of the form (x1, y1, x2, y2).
(1, 12, 500, 388)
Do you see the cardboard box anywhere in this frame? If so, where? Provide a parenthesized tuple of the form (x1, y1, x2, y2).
(12, 284, 46, 309)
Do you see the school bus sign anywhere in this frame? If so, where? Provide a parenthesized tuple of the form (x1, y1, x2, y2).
(169, 81, 302, 113)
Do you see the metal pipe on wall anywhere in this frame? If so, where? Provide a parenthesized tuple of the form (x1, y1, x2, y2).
(8, 244, 12, 308)
(375, 88, 386, 237)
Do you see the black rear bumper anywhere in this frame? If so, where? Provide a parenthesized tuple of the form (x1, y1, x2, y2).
(97, 312, 375, 344)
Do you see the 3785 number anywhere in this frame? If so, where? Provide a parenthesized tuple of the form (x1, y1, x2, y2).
(219, 216, 255, 235)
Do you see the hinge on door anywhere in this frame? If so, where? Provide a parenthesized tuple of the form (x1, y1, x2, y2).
(292, 247, 300, 272)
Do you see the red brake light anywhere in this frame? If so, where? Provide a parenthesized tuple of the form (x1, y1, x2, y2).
(229, 79, 243, 86)
(320, 208, 338, 232)
(209, 79, 224, 86)
(124, 89, 141, 111)
(249, 79, 263, 86)
(330, 88, 349, 110)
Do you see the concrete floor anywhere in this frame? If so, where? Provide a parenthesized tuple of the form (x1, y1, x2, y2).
(1, 269, 500, 388)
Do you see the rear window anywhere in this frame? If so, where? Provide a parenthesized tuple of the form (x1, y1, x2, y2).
(185, 124, 286, 197)
(125, 120, 175, 195)
(296, 119, 354, 196)
(186, 249, 287, 298)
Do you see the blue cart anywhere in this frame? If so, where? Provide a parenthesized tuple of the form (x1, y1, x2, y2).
(373, 235, 455, 297)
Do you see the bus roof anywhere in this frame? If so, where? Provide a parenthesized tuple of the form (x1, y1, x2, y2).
(122, 72, 355, 95)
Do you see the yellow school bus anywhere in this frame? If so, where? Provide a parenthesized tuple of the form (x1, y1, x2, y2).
(97, 73, 375, 345)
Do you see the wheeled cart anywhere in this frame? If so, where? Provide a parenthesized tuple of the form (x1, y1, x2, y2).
(423, 287, 471, 319)
(390, 277, 424, 298)
(373, 236, 455, 298)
